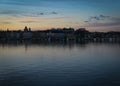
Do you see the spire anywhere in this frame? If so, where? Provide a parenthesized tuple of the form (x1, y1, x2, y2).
(29, 28, 31, 31)
(24, 26, 28, 32)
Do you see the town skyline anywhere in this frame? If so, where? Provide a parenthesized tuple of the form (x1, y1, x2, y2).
(0, 26, 120, 44)
(1, 26, 120, 33)
(0, 0, 120, 31)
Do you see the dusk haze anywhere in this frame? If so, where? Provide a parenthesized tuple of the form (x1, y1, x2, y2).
(0, 0, 120, 31)
(0, 0, 120, 86)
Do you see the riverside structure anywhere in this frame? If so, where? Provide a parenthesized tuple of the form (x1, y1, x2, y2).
(0, 26, 120, 43)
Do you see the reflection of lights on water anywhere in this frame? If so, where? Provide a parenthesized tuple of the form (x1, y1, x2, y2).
(23, 44, 27, 54)
(24, 40, 31, 53)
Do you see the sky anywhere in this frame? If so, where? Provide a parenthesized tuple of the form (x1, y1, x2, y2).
(0, 0, 120, 31)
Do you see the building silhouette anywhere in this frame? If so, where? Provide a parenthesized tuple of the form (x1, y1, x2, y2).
(0, 26, 120, 43)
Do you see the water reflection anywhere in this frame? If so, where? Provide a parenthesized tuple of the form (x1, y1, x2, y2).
(0, 41, 120, 86)
(0, 40, 86, 51)
(0, 40, 119, 52)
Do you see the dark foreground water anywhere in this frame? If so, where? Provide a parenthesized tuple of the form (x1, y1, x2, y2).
(0, 42, 120, 86)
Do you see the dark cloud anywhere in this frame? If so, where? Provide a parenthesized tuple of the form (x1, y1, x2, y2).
(0, 9, 58, 17)
(84, 21, 89, 23)
(51, 11, 58, 14)
(88, 22, 120, 27)
(0, 9, 26, 17)
(111, 17, 120, 22)
(90, 16, 100, 20)
(85, 15, 120, 27)
(85, 15, 110, 22)
(0, 10, 22, 15)
(99, 15, 110, 19)
(36, 12, 45, 16)
(37, 11, 58, 16)
(39, 13, 44, 15)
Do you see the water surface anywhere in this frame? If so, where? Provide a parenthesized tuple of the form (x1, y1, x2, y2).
(0, 42, 120, 86)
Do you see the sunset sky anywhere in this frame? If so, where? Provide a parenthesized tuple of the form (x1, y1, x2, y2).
(0, 0, 120, 31)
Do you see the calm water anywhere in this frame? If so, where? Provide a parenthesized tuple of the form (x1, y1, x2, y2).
(0, 42, 120, 86)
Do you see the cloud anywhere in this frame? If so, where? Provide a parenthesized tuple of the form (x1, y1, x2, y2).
(99, 15, 110, 19)
(0, 0, 43, 6)
(0, 21, 11, 25)
(20, 21, 39, 23)
(51, 11, 58, 14)
(0, 0, 59, 17)
(38, 13, 44, 15)
(0, 9, 58, 18)
(84, 21, 89, 23)
(88, 22, 120, 27)
(84, 15, 120, 27)
(37, 11, 58, 16)
(110, 17, 120, 22)
(85, 15, 110, 22)
(18, 16, 72, 23)
(0, 9, 23, 16)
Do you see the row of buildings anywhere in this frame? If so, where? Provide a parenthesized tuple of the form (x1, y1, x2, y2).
(0, 26, 120, 43)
